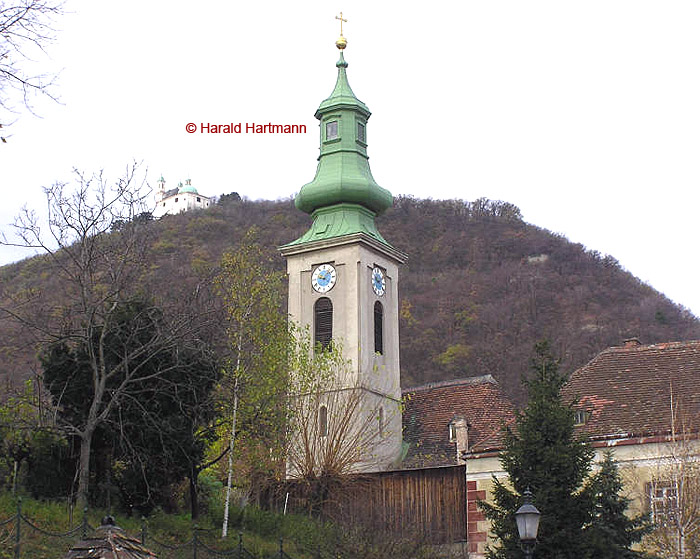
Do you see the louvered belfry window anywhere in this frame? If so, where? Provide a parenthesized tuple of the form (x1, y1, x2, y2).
(314, 297, 333, 352)
(374, 301, 384, 355)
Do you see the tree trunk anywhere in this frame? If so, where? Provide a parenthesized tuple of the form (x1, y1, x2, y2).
(76, 428, 94, 511)
(190, 468, 199, 520)
(221, 370, 240, 537)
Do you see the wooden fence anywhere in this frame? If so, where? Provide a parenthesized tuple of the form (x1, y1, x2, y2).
(267, 465, 467, 544)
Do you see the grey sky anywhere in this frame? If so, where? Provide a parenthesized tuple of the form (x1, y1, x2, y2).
(2, 1, 699, 317)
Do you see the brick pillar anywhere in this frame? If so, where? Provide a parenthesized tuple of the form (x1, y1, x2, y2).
(466, 480, 488, 556)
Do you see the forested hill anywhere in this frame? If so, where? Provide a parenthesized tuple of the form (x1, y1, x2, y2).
(2, 195, 698, 404)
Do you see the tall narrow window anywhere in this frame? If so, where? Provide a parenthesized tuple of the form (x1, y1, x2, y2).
(314, 297, 333, 352)
(319, 405, 328, 437)
(374, 301, 383, 355)
(326, 120, 338, 140)
(357, 122, 366, 143)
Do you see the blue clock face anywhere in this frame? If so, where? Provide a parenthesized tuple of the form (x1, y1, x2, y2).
(312, 264, 337, 293)
(372, 267, 385, 296)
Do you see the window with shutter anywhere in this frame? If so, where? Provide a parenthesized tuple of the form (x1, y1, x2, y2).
(314, 297, 333, 352)
(374, 301, 383, 355)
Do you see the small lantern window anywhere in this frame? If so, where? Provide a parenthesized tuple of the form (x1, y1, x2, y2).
(326, 121, 338, 140)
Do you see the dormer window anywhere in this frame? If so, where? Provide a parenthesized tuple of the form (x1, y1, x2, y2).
(574, 410, 590, 426)
(448, 423, 457, 442)
(326, 120, 338, 140)
(357, 122, 366, 143)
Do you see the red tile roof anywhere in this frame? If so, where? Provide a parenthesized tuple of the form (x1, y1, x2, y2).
(562, 340, 700, 441)
(402, 375, 515, 468)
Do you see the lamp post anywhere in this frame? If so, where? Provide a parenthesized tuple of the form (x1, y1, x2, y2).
(515, 489, 540, 559)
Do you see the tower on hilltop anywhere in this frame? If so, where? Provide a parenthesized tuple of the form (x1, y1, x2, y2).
(280, 19, 406, 475)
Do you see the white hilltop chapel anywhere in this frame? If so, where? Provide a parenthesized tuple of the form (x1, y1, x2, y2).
(153, 176, 211, 218)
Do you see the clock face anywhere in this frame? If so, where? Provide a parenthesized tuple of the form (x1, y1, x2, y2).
(371, 267, 386, 296)
(312, 264, 337, 293)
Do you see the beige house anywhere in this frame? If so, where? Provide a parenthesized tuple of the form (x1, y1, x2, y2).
(401, 339, 699, 557)
(562, 338, 700, 556)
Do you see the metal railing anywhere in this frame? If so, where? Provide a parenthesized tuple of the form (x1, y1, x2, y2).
(0, 500, 300, 559)
(0, 498, 91, 559)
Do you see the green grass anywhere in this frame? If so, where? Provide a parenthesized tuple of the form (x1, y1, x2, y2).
(0, 492, 325, 559)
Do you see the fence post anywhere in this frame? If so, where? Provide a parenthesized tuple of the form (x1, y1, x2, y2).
(141, 517, 147, 544)
(193, 525, 198, 559)
(14, 497, 21, 559)
(238, 532, 243, 559)
(279, 537, 284, 559)
(82, 507, 89, 538)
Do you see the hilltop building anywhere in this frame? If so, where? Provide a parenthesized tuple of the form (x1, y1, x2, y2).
(153, 177, 211, 218)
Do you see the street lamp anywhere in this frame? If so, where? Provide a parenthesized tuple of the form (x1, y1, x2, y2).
(515, 489, 540, 559)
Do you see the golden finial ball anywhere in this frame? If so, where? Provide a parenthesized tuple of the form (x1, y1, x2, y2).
(335, 36, 347, 50)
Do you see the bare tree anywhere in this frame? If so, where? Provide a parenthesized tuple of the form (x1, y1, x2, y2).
(643, 405, 700, 559)
(0, 164, 208, 509)
(286, 336, 394, 482)
(1, 0, 62, 140)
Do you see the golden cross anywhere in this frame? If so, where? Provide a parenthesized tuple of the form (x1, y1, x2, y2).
(336, 12, 347, 36)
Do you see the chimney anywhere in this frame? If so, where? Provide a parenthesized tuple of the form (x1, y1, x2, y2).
(622, 337, 641, 348)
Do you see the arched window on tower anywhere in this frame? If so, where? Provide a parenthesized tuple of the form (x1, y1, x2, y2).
(314, 297, 333, 352)
(319, 405, 328, 437)
(374, 301, 383, 355)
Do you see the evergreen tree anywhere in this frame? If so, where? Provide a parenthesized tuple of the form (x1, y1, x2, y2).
(582, 450, 650, 559)
(480, 341, 594, 559)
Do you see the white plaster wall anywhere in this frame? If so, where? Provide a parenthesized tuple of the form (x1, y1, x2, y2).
(153, 191, 211, 218)
(285, 237, 403, 472)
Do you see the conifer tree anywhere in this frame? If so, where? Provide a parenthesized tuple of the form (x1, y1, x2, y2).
(480, 341, 594, 559)
(582, 450, 650, 559)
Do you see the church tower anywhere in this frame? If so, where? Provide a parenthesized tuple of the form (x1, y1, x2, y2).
(280, 23, 406, 473)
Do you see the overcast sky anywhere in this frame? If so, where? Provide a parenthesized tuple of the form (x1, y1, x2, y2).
(2, 1, 699, 319)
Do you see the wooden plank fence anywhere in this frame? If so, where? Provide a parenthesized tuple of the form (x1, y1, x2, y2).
(267, 465, 467, 544)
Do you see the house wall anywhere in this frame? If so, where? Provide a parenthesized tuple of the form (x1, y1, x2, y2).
(592, 437, 700, 517)
(463, 437, 700, 558)
(464, 454, 508, 557)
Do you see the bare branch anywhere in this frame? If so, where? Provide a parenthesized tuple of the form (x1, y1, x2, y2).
(0, 0, 63, 135)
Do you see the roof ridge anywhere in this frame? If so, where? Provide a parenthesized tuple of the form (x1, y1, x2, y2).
(568, 339, 700, 381)
(605, 339, 700, 352)
(403, 374, 497, 393)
